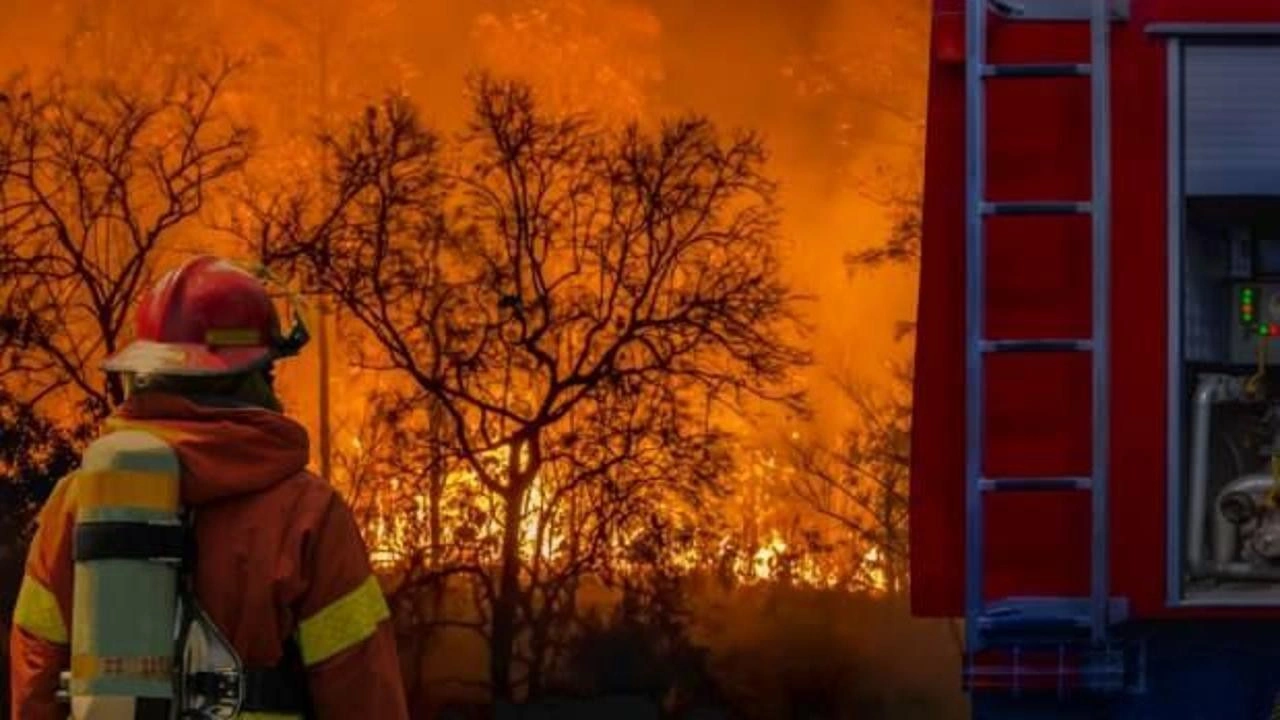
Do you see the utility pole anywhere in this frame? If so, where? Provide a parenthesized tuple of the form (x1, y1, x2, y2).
(258, 0, 337, 483)
(316, 7, 333, 483)
(318, 299, 332, 482)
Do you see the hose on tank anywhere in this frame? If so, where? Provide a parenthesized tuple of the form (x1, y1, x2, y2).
(1243, 338, 1280, 509)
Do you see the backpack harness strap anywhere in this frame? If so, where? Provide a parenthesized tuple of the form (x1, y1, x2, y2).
(73, 521, 186, 563)
(187, 650, 309, 715)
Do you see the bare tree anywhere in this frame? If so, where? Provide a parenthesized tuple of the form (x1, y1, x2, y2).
(844, 193, 920, 276)
(786, 363, 912, 597)
(0, 61, 253, 422)
(514, 388, 733, 696)
(332, 378, 732, 699)
(247, 75, 808, 700)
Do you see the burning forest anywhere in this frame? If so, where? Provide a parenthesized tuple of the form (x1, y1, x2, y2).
(0, 1, 953, 718)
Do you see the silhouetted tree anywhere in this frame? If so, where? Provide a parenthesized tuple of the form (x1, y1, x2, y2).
(512, 395, 733, 696)
(786, 364, 911, 597)
(0, 62, 253, 420)
(844, 193, 921, 276)
(248, 75, 808, 700)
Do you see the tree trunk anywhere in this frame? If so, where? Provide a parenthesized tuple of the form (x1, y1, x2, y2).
(526, 605, 552, 699)
(883, 472, 906, 598)
(427, 401, 445, 569)
(427, 458, 446, 621)
(426, 196, 445, 572)
(405, 603, 429, 717)
(489, 486, 525, 702)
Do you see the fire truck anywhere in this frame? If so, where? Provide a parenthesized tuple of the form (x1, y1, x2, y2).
(912, 0, 1280, 716)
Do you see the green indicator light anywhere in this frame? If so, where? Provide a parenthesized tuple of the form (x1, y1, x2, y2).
(1261, 324, 1270, 336)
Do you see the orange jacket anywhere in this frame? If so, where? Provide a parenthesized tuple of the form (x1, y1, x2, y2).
(10, 393, 409, 720)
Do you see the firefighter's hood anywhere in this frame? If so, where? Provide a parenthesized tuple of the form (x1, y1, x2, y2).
(103, 392, 311, 505)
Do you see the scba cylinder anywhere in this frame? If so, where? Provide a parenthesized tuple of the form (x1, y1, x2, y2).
(70, 429, 184, 719)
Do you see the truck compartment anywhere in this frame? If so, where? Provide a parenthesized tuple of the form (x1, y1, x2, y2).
(1176, 198, 1280, 604)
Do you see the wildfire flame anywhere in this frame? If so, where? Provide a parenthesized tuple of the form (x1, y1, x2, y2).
(862, 546, 887, 592)
(358, 446, 889, 596)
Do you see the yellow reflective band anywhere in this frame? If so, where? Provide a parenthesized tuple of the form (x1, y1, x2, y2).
(70, 654, 97, 680)
(74, 470, 179, 513)
(298, 575, 390, 666)
(100, 419, 193, 445)
(14, 575, 67, 645)
(205, 328, 263, 346)
(71, 654, 170, 682)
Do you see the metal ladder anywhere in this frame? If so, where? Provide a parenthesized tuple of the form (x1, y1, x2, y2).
(963, 0, 1129, 672)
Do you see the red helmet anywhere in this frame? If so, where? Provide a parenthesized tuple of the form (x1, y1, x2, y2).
(102, 255, 309, 376)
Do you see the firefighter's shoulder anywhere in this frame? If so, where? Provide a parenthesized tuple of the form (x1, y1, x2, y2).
(277, 468, 344, 502)
(272, 468, 359, 527)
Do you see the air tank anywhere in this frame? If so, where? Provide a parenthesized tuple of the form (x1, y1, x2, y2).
(69, 429, 183, 719)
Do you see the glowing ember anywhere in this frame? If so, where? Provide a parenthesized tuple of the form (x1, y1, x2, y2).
(862, 546, 888, 592)
(752, 532, 788, 581)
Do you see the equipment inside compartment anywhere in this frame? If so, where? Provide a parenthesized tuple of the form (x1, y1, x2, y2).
(1183, 199, 1280, 599)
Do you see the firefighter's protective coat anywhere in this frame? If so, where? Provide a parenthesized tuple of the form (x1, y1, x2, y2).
(10, 393, 410, 720)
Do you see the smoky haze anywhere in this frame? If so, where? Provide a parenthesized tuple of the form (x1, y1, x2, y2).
(0, 0, 927, 436)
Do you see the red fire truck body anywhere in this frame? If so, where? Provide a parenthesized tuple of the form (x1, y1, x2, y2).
(913, 0, 1280, 714)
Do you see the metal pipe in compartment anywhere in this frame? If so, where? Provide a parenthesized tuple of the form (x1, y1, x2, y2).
(1212, 473, 1272, 565)
(1188, 374, 1246, 571)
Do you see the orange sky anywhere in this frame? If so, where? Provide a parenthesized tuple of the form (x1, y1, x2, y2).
(0, 0, 928, 446)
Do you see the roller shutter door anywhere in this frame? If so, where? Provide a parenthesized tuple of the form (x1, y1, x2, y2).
(1185, 44, 1280, 196)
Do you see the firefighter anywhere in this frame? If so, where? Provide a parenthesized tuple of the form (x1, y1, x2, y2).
(9, 255, 410, 719)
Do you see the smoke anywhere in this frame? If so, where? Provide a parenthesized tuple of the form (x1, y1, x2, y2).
(0, 0, 929, 432)
(641, 0, 929, 426)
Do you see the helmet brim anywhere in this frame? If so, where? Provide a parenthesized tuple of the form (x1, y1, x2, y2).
(101, 340, 274, 377)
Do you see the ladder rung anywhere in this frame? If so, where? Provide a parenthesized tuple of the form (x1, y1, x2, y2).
(982, 201, 1092, 216)
(977, 613, 1092, 634)
(981, 476, 1093, 492)
(975, 598, 1130, 638)
(990, 0, 1130, 21)
(983, 63, 1091, 78)
(978, 598, 1094, 634)
(981, 339, 1094, 353)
